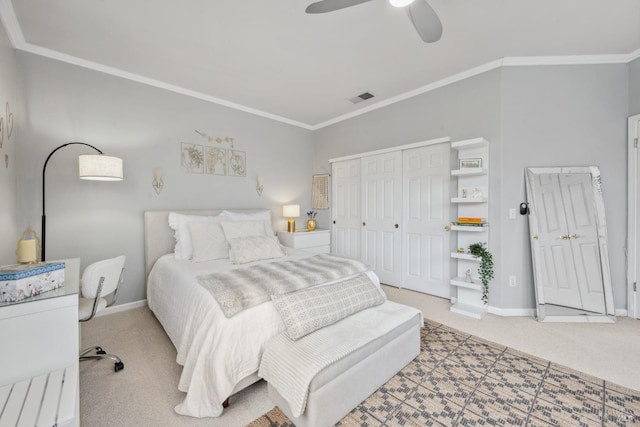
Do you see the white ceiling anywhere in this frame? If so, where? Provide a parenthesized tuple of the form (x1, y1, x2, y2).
(2, 0, 640, 129)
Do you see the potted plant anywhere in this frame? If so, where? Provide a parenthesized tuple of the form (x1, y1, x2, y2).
(306, 210, 318, 231)
(468, 242, 494, 305)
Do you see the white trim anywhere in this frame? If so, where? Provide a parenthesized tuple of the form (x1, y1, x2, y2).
(0, 0, 24, 46)
(487, 306, 536, 317)
(1, 0, 639, 131)
(329, 136, 450, 163)
(616, 309, 628, 317)
(627, 114, 640, 319)
(502, 54, 633, 66)
(95, 299, 148, 317)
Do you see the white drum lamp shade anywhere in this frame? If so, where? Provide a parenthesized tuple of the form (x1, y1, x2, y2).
(79, 155, 124, 181)
(282, 204, 300, 218)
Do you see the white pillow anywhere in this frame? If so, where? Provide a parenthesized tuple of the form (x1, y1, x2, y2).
(168, 212, 223, 260)
(221, 210, 274, 235)
(220, 221, 269, 240)
(187, 221, 229, 262)
(228, 236, 286, 264)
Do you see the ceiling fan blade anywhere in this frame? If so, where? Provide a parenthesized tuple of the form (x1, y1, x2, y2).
(406, 0, 442, 43)
(306, 0, 373, 14)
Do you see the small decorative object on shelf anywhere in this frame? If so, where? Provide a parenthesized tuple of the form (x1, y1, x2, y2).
(456, 247, 465, 253)
(465, 269, 472, 282)
(306, 210, 317, 231)
(468, 242, 494, 305)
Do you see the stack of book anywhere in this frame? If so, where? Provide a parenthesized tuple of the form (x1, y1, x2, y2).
(453, 217, 488, 227)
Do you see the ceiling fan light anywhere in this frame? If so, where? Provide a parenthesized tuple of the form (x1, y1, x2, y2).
(389, 0, 415, 7)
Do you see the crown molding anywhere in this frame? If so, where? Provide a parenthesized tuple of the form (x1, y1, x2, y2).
(311, 59, 505, 130)
(1, 0, 638, 131)
(0, 0, 24, 46)
(502, 53, 634, 66)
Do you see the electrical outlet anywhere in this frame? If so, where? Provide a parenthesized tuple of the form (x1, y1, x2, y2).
(509, 275, 517, 287)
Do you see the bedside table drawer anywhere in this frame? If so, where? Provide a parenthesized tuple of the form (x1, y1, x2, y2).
(277, 230, 330, 251)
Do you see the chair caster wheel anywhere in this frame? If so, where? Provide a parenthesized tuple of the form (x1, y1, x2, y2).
(114, 362, 124, 372)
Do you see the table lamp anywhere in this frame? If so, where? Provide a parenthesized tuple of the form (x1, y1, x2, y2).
(282, 204, 300, 233)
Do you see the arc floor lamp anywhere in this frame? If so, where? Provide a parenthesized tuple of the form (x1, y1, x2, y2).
(41, 142, 123, 261)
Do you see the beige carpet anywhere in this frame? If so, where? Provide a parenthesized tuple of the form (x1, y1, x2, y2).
(249, 320, 640, 426)
(79, 287, 640, 426)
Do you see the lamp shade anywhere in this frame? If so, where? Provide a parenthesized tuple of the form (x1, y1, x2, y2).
(283, 204, 300, 218)
(79, 155, 123, 181)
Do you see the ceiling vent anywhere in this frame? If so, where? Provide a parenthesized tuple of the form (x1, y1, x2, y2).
(349, 92, 375, 104)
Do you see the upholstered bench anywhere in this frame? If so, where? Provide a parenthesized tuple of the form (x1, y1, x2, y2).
(260, 299, 422, 427)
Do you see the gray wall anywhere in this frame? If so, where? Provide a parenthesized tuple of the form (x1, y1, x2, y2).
(630, 57, 640, 116)
(314, 64, 630, 311)
(15, 53, 314, 305)
(501, 65, 629, 310)
(314, 70, 505, 306)
(0, 23, 18, 265)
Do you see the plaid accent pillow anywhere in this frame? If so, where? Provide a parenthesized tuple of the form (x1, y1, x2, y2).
(271, 273, 385, 340)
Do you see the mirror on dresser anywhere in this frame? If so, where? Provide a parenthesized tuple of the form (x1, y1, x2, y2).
(525, 166, 615, 322)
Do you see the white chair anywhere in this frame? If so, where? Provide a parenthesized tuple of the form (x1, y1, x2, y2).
(78, 255, 126, 372)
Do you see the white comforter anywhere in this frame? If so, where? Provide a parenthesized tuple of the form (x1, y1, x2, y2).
(146, 250, 381, 418)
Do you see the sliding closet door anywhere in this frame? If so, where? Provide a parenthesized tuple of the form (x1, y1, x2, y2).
(361, 152, 402, 286)
(402, 144, 451, 297)
(331, 159, 361, 258)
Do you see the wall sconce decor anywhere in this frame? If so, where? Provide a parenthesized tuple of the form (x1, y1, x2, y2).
(152, 167, 164, 195)
(283, 204, 300, 233)
(42, 142, 123, 261)
(256, 175, 264, 196)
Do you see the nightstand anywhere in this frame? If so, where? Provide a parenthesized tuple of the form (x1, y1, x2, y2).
(277, 229, 330, 254)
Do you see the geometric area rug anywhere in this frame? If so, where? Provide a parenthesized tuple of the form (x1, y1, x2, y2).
(247, 320, 640, 426)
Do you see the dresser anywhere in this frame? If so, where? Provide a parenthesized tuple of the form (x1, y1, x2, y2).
(0, 259, 80, 427)
(277, 229, 330, 254)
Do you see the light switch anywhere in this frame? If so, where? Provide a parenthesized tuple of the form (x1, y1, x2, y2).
(509, 208, 517, 219)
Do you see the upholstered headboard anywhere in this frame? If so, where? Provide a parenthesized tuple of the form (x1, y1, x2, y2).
(143, 209, 275, 277)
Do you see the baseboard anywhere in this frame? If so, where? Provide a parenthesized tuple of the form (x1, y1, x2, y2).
(487, 306, 536, 317)
(449, 297, 535, 317)
(96, 299, 148, 317)
(615, 309, 628, 317)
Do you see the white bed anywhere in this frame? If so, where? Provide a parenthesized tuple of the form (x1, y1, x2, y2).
(144, 210, 382, 418)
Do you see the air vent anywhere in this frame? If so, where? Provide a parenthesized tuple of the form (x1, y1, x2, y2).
(349, 92, 375, 104)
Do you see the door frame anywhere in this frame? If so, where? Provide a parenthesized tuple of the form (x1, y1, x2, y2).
(627, 114, 640, 319)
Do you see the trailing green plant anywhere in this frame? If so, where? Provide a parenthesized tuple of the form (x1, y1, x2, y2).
(468, 242, 494, 305)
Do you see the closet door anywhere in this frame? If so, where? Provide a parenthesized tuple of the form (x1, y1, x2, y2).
(331, 159, 361, 259)
(402, 144, 451, 297)
(361, 152, 402, 286)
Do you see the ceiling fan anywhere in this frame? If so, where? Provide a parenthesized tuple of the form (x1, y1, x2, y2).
(305, 0, 442, 43)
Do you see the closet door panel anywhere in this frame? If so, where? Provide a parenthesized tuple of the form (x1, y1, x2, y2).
(361, 152, 402, 285)
(331, 159, 361, 259)
(402, 144, 450, 297)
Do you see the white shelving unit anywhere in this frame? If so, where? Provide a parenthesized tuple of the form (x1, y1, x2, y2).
(450, 138, 489, 319)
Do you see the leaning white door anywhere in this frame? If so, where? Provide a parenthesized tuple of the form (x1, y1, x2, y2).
(331, 159, 361, 259)
(531, 173, 583, 309)
(402, 144, 451, 297)
(361, 152, 402, 286)
(560, 173, 605, 313)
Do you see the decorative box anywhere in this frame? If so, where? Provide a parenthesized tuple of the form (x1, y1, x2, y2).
(0, 262, 65, 303)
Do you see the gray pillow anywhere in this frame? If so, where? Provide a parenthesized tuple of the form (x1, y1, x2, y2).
(271, 273, 385, 340)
